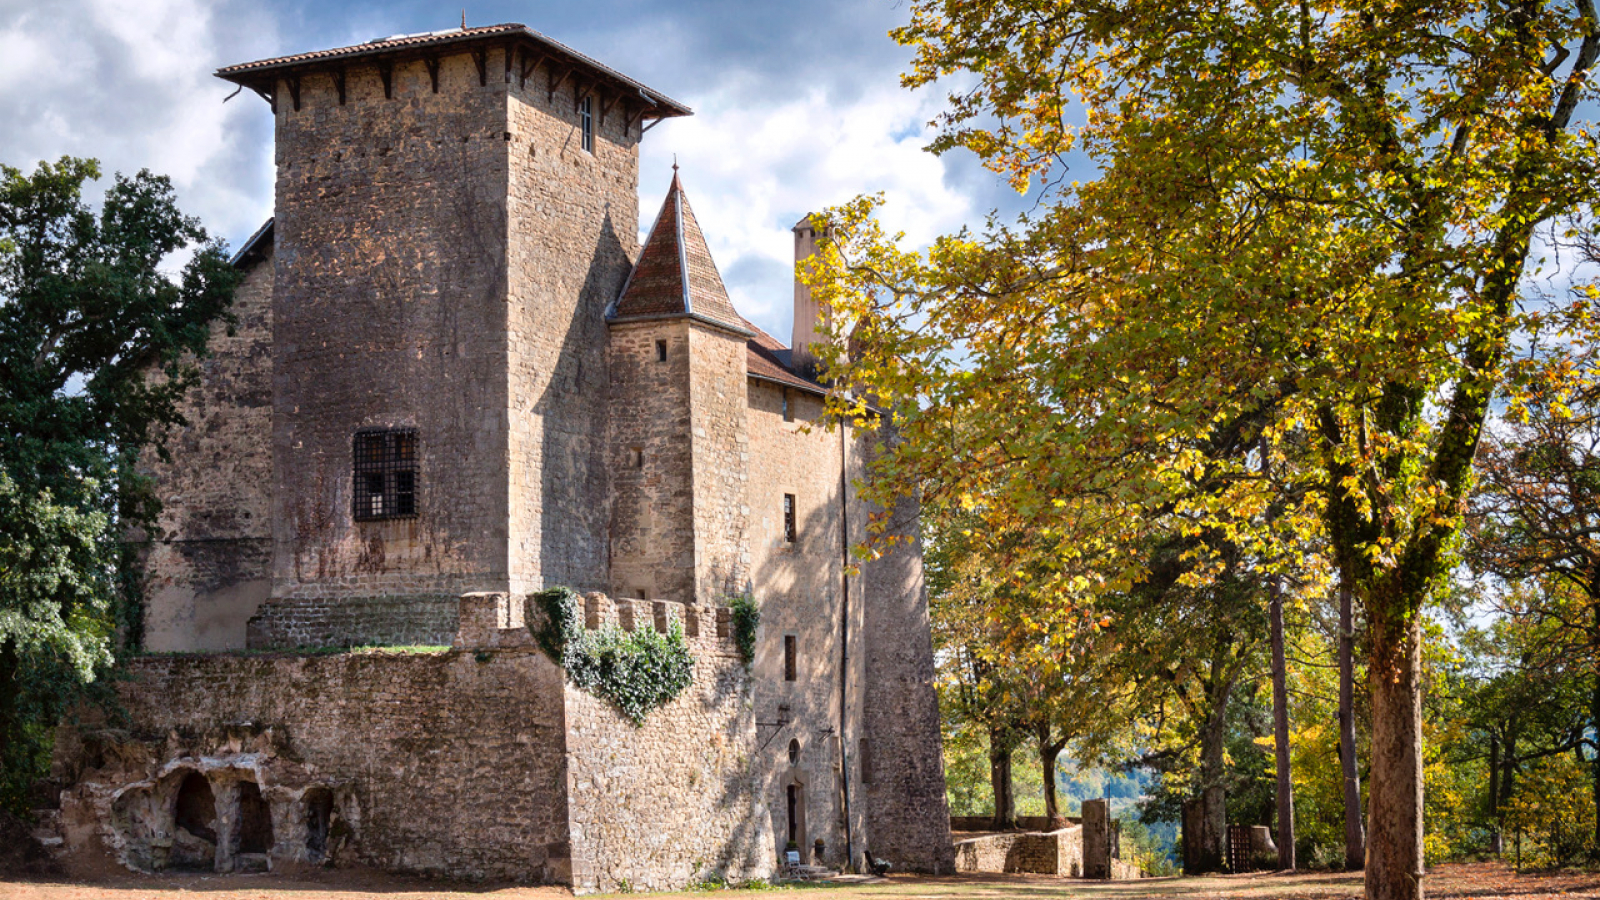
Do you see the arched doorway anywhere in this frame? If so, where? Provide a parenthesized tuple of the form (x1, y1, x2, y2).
(304, 787, 333, 861)
(171, 771, 218, 871)
(237, 780, 274, 855)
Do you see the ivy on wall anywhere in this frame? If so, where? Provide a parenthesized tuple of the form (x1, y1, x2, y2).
(728, 593, 759, 665)
(532, 587, 693, 725)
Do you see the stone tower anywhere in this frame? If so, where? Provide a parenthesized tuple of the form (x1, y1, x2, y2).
(99, 22, 955, 892)
(195, 25, 690, 648)
(605, 170, 753, 607)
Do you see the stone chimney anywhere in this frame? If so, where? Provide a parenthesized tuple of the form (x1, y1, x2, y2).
(790, 215, 826, 378)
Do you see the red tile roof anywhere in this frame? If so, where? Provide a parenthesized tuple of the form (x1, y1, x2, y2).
(215, 23, 691, 117)
(743, 318, 827, 396)
(608, 172, 749, 335)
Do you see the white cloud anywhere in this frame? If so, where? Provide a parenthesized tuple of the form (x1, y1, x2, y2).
(0, 0, 280, 248)
(0, 0, 1003, 340)
(641, 79, 980, 342)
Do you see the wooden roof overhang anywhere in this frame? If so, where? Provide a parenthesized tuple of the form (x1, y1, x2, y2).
(214, 23, 692, 126)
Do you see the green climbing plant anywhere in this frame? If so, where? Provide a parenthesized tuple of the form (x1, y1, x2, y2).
(728, 593, 759, 665)
(532, 586, 694, 725)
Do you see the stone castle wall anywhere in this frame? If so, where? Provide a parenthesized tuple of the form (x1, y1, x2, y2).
(505, 65, 638, 597)
(743, 380, 868, 870)
(141, 243, 275, 652)
(263, 51, 514, 625)
(58, 647, 572, 881)
(56, 590, 771, 892)
(688, 323, 752, 601)
(607, 320, 696, 603)
(562, 595, 774, 893)
(854, 431, 955, 872)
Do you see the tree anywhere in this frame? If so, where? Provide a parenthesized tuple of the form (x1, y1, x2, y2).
(1466, 348, 1600, 849)
(808, 3, 1600, 898)
(927, 507, 1125, 827)
(0, 157, 238, 811)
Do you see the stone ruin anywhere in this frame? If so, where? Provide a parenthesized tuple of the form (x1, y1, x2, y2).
(53, 722, 357, 875)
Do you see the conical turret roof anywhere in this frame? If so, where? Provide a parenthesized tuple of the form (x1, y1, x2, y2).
(608, 170, 750, 335)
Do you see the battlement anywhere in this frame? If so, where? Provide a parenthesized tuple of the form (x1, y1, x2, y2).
(453, 591, 737, 653)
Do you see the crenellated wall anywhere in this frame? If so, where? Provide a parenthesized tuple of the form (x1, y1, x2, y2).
(55, 590, 769, 892)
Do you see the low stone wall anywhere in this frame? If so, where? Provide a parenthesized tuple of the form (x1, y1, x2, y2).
(951, 826, 1083, 876)
(54, 647, 572, 882)
(950, 815, 1077, 832)
(53, 590, 761, 892)
(245, 594, 460, 649)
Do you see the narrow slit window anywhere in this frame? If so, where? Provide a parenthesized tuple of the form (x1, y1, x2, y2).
(782, 389, 793, 422)
(655, 339, 668, 362)
(353, 429, 419, 521)
(784, 634, 797, 681)
(860, 739, 872, 784)
(783, 493, 797, 544)
(580, 95, 594, 153)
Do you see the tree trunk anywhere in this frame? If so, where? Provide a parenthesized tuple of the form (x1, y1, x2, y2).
(1487, 734, 1502, 856)
(1339, 580, 1366, 869)
(1366, 600, 1424, 900)
(1590, 670, 1600, 857)
(1190, 701, 1231, 874)
(989, 726, 1016, 830)
(1271, 575, 1296, 871)
(0, 640, 17, 780)
(1591, 602, 1600, 855)
(1037, 724, 1068, 824)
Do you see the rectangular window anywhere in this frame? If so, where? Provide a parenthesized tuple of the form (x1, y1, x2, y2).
(655, 339, 668, 362)
(782, 389, 793, 422)
(783, 493, 797, 543)
(353, 429, 418, 520)
(630, 447, 644, 468)
(784, 634, 797, 681)
(580, 95, 594, 153)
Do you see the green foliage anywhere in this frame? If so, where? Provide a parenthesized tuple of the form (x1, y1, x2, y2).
(0, 157, 238, 813)
(811, 0, 1600, 888)
(534, 586, 583, 662)
(728, 593, 759, 665)
(1118, 815, 1178, 877)
(532, 586, 695, 726)
(1503, 754, 1598, 868)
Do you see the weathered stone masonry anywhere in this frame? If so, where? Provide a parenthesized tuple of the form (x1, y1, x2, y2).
(54, 592, 771, 890)
(81, 22, 955, 891)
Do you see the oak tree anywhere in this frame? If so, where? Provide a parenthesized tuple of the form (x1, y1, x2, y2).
(0, 157, 237, 810)
(810, 2, 1600, 897)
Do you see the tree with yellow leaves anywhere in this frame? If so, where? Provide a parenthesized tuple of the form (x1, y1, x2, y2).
(808, 3, 1600, 898)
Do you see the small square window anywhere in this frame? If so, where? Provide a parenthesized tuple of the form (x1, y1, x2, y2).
(783, 493, 796, 544)
(580, 95, 594, 153)
(353, 429, 419, 521)
(784, 634, 797, 682)
(655, 339, 668, 362)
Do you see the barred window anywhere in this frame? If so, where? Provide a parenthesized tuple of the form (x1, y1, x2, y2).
(783, 493, 797, 543)
(353, 429, 418, 521)
(580, 96, 594, 153)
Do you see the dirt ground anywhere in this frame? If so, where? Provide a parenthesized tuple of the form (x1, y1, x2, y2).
(5, 861, 1600, 899)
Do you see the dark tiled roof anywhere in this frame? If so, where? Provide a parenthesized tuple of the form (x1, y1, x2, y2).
(743, 318, 827, 396)
(608, 172, 749, 335)
(231, 217, 274, 268)
(215, 23, 691, 118)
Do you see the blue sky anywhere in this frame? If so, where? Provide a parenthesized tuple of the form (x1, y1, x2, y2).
(0, 0, 1031, 344)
